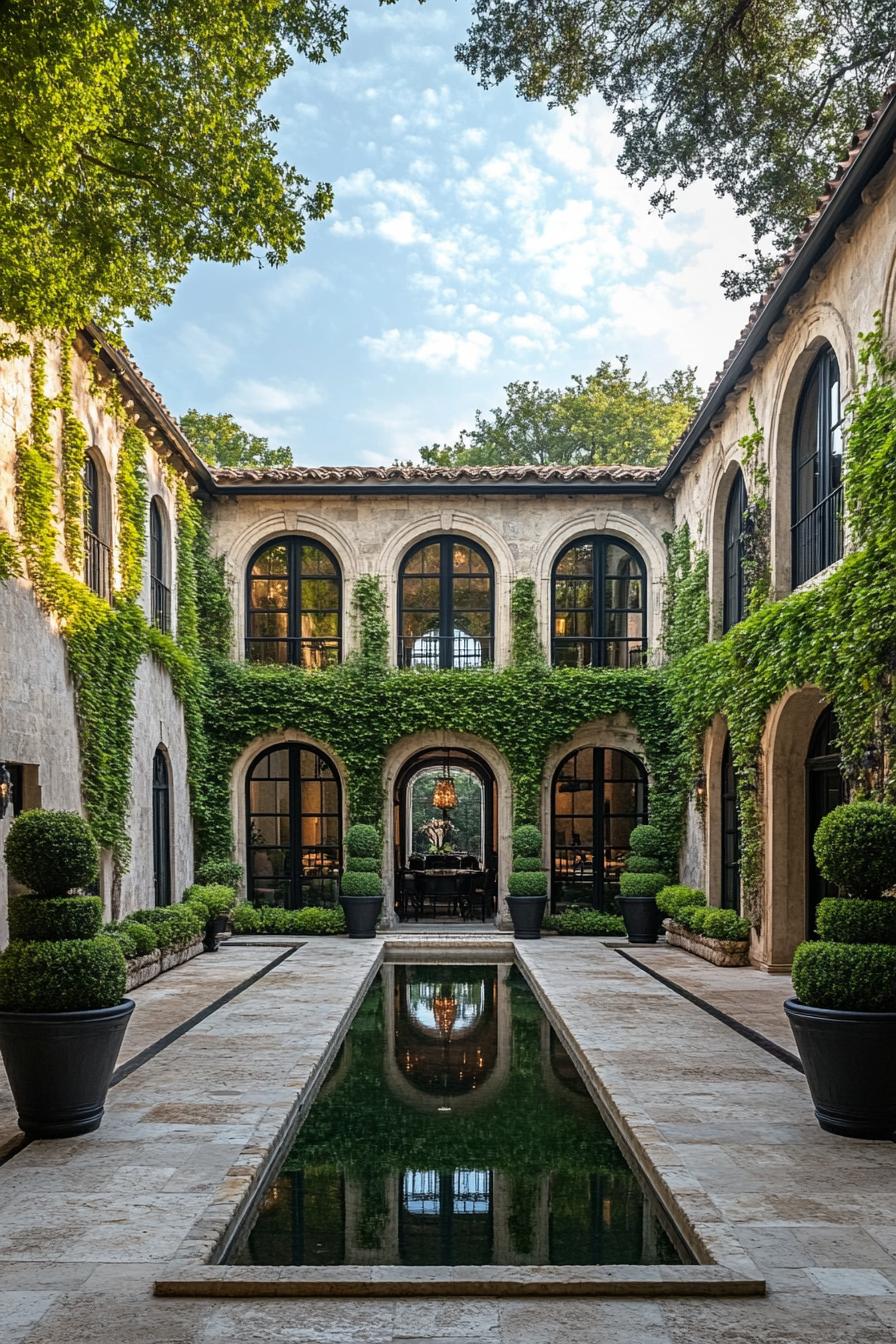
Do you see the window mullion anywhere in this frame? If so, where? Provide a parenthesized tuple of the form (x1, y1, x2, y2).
(290, 744, 302, 908)
(289, 540, 300, 665)
(595, 540, 604, 668)
(440, 536, 452, 669)
(594, 748, 604, 909)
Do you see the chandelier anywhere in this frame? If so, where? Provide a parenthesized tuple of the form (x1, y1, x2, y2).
(432, 992, 458, 1039)
(431, 751, 457, 810)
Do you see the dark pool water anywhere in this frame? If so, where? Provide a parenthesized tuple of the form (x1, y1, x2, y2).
(231, 964, 684, 1267)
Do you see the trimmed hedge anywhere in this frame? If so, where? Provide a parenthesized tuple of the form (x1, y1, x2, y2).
(619, 871, 667, 899)
(543, 909, 626, 936)
(507, 870, 548, 898)
(183, 883, 237, 917)
(791, 941, 896, 1012)
(511, 824, 543, 858)
(4, 809, 98, 897)
(195, 858, 243, 890)
(677, 906, 750, 940)
(813, 801, 896, 899)
(125, 903, 204, 950)
(656, 885, 706, 920)
(106, 919, 157, 957)
(340, 871, 383, 899)
(628, 825, 664, 860)
(345, 824, 379, 858)
(231, 904, 346, 936)
(512, 856, 543, 872)
(625, 855, 661, 874)
(345, 856, 380, 873)
(8, 894, 102, 942)
(0, 937, 126, 1013)
(815, 896, 896, 945)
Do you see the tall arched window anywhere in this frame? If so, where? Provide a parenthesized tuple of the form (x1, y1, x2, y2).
(83, 452, 111, 599)
(551, 746, 647, 912)
(152, 748, 172, 907)
(720, 737, 740, 911)
(149, 498, 171, 633)
(805, 705, 845, 937)
(246, 743, 341, 908)
(552, 537, 647, 668)
(398, 536, 494, 669)
(792, 345, 844, 587)
(723, 469, 748, 632)
(246, 537, 341, 667)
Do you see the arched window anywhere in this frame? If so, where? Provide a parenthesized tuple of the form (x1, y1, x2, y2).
(792, 345, 844, 587)
(552, 537, 647, 668)
(722, 469, 748, 632)
(551, 746, 647, 912)
(246, 743, 341, 908)
(720, 737, 740, 912)
(149, 499, 171, 633)
(152, 748, 172, 907)
(83, 452, 111, 599)
(398, 536, 494, 669)
(805, 705, 845, 937)
(246, 537, 341, 667)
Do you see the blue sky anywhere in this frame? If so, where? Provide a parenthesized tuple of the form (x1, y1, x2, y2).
(128, 0, 756, 466)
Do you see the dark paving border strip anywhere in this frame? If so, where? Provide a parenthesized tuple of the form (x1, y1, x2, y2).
(615, 948, 804, 1073)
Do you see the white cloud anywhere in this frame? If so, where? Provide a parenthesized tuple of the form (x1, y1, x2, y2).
(460, 127, 486, 148)
(232, 378, 321, 415)
(180, 322, 235, 380)
(335, 168, 377, 198)
(331, 215, 365, 238)
(375, 210, 431, 246)
(362, 327, 494, 373)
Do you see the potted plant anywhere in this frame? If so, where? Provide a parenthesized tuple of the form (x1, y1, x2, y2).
(784, 801, 896, 1139)
(507, 825, 547, 938)
(340, 824, 383, 938)
(184, 883, 238, 951)
(617, 825, 669, 944)
(0, 810, 132, 1138)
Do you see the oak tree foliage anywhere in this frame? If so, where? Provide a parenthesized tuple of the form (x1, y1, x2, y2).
(180, 410, 293, 469)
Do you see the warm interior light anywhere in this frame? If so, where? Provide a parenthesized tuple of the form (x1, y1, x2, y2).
(432, 993, 458, 1039)
(432, 777, 458, 810)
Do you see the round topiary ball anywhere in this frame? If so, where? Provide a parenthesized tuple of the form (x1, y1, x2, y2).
(0, 936, 126, 1013)
(628, 824, 664, 859)
(345, 824, 379, 859)
(4, 810, 99, 898)
(340, 870, 382, 899)
(511, 825, 543, 858)
(813, 801, 896, 899)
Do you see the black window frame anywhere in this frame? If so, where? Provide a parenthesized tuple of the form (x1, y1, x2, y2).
(83, 451, 111, 600)
(152, 747, 172, 907)
(720, 736, 741, 912)
(550, 746, 648, 914)
(805, 705, 846, 938)
(551, 535, 647, 669)
(722, 469, 748, 633)
(245, 536, 342, 668)
(791, 345, 844, 588)
(245, 742, 342, 909)
(397, 535, 495, 670)
(149, 497, 171, 634)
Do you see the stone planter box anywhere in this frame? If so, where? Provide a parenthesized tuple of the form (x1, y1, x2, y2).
(662, 918, 750, 968)
(124, 936, 204, 992)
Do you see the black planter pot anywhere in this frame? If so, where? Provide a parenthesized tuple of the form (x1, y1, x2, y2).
(0, 998, 135, 1139)
(339, 895, 383, 939)
(203, 913, 230, 952)
(507, 895, 547, 939)
(617, 895, 662, 945)
(784, 997, 896, 1139)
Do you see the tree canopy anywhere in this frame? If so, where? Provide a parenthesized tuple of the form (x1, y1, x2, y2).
(0, 1, 347, 335)
(180, 410, 293, 469)
(418, 357, 701, 468)
(456, 1, 896, 296)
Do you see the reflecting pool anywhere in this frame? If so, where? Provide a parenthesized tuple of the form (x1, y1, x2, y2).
(231, 964, 684, 1267)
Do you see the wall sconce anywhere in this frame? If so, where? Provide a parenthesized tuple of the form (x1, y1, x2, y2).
(694, 770, 707, 804)
(0, 762, 12, 820)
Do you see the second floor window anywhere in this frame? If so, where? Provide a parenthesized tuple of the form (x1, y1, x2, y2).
(149, 499, 171, 633)
(792, 344, 844, 587)
(552, 536, 647, 668)
(723, 468, 748, 632)
(83, 452, 111, 600)
(399, 536, 494, 669)
(246, 537, 341, 667)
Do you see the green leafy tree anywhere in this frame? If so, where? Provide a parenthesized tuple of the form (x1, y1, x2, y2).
(0, 1, 347, 334)
(180, 410, 293, 469)
(419, 358, 700, 467)
(456, 1, 896, 296)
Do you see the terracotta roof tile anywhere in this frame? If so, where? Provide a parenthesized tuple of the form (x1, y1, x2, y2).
(210, 463, 662, 485)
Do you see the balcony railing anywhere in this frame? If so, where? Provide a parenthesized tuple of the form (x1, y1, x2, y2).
(551, 637, 647, 669)
(398, 632, 494, 670)
(792, 485, 843, 588)
(245, 636, 341, 669)
(84, 530, 111, 600)
(151, 576, 171, 633)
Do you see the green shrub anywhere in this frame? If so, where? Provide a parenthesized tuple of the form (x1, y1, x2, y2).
(126, 904, 204, 949)
(625, 854, 660, 874)
(813, 801, 896, 899)
(340, 871, 383, 899)
(181, 894, 210, 923)
(507, 871, 548, 898)
(619, 871, 667, 899)
(107, 923, 140, 958)
(195, 858, 243, 890)
(233, 905, 346, 935)
(118, 920, 157, 956)
(4, 809, 99, 897)
(183, 884, 237, 917)
(346, 856, 380, 873)
(679, 906, 750, 940)
(511, 824, 543, 858)
(231, 903, 261, 934)
(345, 824, 379, 859)
(543, 909, 626, 936)
(792, 941, 896, 1012)
(656, 885, 707, 919)
(816, 896, 896, 944)
(0, 937, 126, 1012)
(628, 825, 664, 860)
(290, 907, 346, 935)
(8, 894, 102, 942)
(512, 856, 542, 872)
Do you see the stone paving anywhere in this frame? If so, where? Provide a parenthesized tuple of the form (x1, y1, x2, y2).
(0, 936, 893, 1342)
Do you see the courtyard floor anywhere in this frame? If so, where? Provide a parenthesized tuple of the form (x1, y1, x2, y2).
(0, 935, 894, 1342)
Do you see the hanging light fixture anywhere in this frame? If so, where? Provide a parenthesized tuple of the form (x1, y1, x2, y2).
(432, 990, 458, 1040)
(432, 750, 458, 811)
(0, 763, 11, 821)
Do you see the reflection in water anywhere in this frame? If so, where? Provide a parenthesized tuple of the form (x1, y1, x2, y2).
(232, 965, 684, 1268)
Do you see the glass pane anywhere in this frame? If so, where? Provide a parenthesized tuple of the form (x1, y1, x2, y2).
(250, 611, 288, 640)
(301, 545, 336, 577)
(556, 543, 592, 576)
(301, 578, 339, 611)
(301, 610, 339, 638)
(402, 577, 441, 610)
(402, 610, 441, 639)
(253, 545, 289, 577)
(249, 779, 290, 815)
(453, 577, 491, 610)
(251, 814, 291, 846)
(251, 577, 289, 609)
(606, 544, 636, 577)
(407, 543, 441, 575)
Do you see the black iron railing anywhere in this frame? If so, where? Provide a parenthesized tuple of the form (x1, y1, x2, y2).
(398, 633, 494, 670)
(84, 529, 111, 600)
(792, 485, 843, 588)
(151, 576, 171, 633)
(245, 637, 341, 668)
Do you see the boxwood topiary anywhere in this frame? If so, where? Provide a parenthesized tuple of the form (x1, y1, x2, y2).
(511, 824, 543, 858)
(542, 909, 626, 936)
(625, 855, 661, 874)
(813, 802, 896, 899)
(346, 856, 380, 873)
(507, 871, 547, 898)
(619, 871, 668, 899)
(0, 937, 126, 1013)
(345, 824, 379, 859)
(116, 920, 157, 956)
(231, 903, 261, 934)
(792, 942, 896, 1013)
(656, 885, 707, 920)
(195, 858, 243, 890)
(183, 884, 237, 917)
(627, 825, 664, 860)
(340, 871, 382, 899)
(4, 809, 99, 897)
(8, 894, 102, 942)
(512, 856, 543, 872)
(680, 906, 750, 940)
(107, 923, 141, 959)
(125, 904, 204, 950)
(815, 896, 896, 944)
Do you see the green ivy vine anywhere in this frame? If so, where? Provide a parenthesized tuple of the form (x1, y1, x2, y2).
(661, 522, 709, 661)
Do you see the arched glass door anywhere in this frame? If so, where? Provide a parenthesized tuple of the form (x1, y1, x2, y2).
(551, 747, 647, 913)
(246, 744, 341, 908)
(805, 705, 845, 938)
(152, 748, 172, 907)
(720, 737, 740, 911)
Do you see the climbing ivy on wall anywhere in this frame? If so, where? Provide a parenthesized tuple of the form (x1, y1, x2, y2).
(739, 399, 772, 616)
(661, 523, 709, 661)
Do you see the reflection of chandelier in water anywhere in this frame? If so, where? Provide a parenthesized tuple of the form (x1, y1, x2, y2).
(432, 992, 458, 1040)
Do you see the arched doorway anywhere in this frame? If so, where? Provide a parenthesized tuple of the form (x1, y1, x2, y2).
(805, 705, 845, 937)
(245, 743, 342, 908)
(551, 747, 647, 913)
(393, 748, 497, 921)
(152, 747, 172, 907)
(720, 737, 741, 911)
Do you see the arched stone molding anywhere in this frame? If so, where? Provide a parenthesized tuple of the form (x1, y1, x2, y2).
(534, 510, 666, 664)
(223, 511, 362, 662)
(379, 512, 517, 669)
(381, 730, 514, 927)
(230, 728, 350, 903)
(706, 457, 746, 637)
(759, 684, 831, 972)
(702, 713, 730, 907)
(765, 303, 855, 598)
(881, 232, 896, 342)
